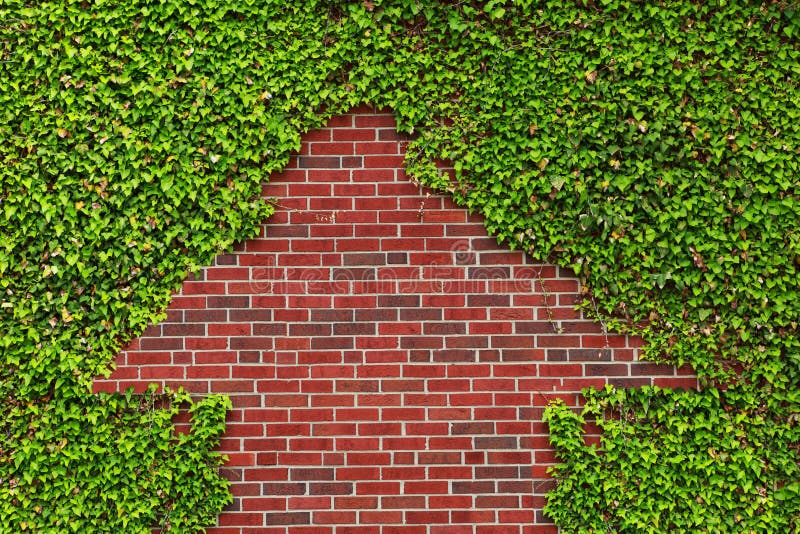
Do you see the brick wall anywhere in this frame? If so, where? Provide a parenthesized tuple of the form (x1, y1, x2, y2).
(94, 105, 696, 533)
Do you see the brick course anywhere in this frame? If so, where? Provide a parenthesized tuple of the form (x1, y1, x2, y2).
(94, 105, 696, 533)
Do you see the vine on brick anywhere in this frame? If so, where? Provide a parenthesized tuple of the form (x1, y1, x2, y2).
(1, 0, 798, 531)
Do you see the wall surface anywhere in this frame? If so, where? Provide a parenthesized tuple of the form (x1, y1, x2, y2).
(94, 106, 696, 533)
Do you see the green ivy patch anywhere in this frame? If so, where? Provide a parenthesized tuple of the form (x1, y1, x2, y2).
(544, 386, 800, 533)
(1, 0, 798, 531)
(1, 385, 230, 532)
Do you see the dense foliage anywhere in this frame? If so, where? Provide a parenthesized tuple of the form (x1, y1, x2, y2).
(1, 0, 797, 531)
(1, 385, 230, 532)
(545, 386, 798, 533)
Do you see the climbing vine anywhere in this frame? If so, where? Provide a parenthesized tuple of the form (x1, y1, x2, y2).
(544, 386, 798, 533)
(1, 384, 230, 532)
(1, 0, 798, 531)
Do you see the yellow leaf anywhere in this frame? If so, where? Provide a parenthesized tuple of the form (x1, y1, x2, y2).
(585, 70, 598, 84)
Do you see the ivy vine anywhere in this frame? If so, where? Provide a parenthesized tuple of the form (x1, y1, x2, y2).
(545, 386, 798, 533)
(1, 0, 798, 531)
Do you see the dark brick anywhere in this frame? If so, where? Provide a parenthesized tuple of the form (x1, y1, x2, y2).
(208, 296, 250, 309)
(355, 308, 398, 321)
(453, 481, 496, 494)
(140, 325, 161, 337)
(252, 324, 288, 336)
(224, 498, 241, 512)
(311, 337, 354, 350)
(454, 251, 477, 265)
(215, 254, 238, 265)
(309, 482, 353, 495)
(219, 468, 242, 482)
(229, 309, 272, 322)
(238, 351, 261, 363)
(409, 350, 432, 363)
(399, 308, 442, 321)
(400, 336, 443, 349)
(424, 323, 466, 335)
(289, 323, 332, 337)
(311, 309, 354, 322)
(500, 349, 544, 362)
(546, 349, 568, 361)
(633, 363, 678, 376)
(343, 253, 385, 266)
(474, 436, 518, 449)
(341, 156, 363, 168)
(334, 323, 376, 335)
(162, 324, 206, 336)
(587, 363, 629, 376)
(387, 252, 407, 264)
(568, 348, 613, 361)
(446, 337, 488, 349)
(290, 468, 335, 481)
(451, 422, 494, 435)
(467, 294, 510, 307)
(516, 322, 557, 334)
(378, 295, 420, 308)
(298, 156, 341, 168)
(184, 310, 228, 323)
(336, 380, 379, 393)
(536, 510, 555, 524)
(266, 512, 311, 526)
(475, 466, 520, 479)
(609, 377, 651, 388)
(262, 483, 307, 495)
(139, 337, 182, 350)
(230, 337, 274, 350)
(266, 225, 309, 238)
(164, 310, 183, 323)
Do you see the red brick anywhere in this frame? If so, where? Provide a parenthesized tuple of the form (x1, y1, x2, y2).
(359, 510, 403, 524)
(364, 155, 406, 168)
(139, 366, 183, 379)
(181, 281, 226, 295)
(312, 511, 357, 524)
(216, 512, 265, 526)
(333, 496, 378, 509)
(354, 115, 396, 127)
(303, 129, 332, 142)
(125, 351, 172, 365)
(310, 142, 354, 155)
(333, 128, 376, 141)
(429, 495, 473, 508)
(476, 526, 524, 534)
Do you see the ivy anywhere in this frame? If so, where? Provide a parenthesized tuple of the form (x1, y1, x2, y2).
(544, 386, 800, 533)
(0, 384, 231, 532)
(1, 0, 798, 531)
